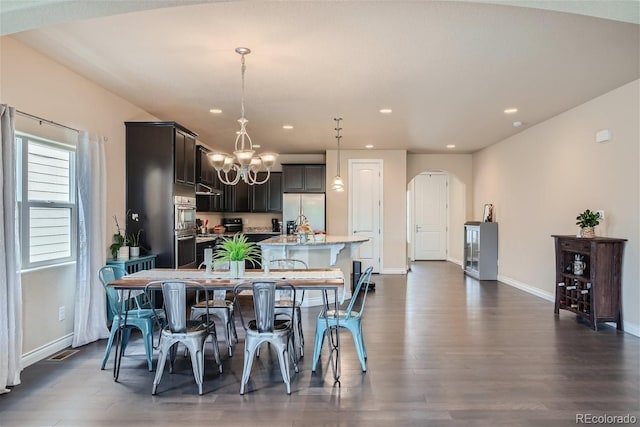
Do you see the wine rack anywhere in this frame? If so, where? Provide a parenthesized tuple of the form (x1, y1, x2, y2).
(552, 235, 626, 331)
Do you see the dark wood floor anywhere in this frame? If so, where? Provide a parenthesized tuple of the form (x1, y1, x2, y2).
(1, 261, 638, 426)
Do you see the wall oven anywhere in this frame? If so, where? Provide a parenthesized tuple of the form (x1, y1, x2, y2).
(174, 196, 196, 269)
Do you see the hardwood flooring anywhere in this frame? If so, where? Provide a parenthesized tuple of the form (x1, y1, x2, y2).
(1, 261, 638, 426)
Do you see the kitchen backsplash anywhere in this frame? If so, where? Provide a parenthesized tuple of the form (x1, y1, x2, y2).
(197, 212, 282, 230)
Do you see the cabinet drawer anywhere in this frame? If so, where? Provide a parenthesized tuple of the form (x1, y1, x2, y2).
(559, 239, 591, 253)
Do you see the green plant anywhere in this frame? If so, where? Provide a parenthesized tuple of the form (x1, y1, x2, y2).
(214, 233, 261, 267)
(109, 214, 126, 258)
(576, 209, 601, 228)
(128, 229, 143, 247)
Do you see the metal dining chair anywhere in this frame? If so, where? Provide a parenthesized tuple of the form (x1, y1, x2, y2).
(270, 258, 308, 360)
(190, 262, 238, 356)
(234, 281, 298, 395)
(311, 266, 374, 372)
(98, 265, 166, 372)
(147, 280, 222, 395)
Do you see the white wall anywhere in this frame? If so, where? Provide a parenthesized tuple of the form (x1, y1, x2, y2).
(473, 80, 640, 334)
(1, 36, 157, 357)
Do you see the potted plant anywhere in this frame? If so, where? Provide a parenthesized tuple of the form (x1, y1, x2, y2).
(128, 229, 143, 257)
(214, 233, 261, 278)
(109, 214, 128, 259)
(576, 209, 601, 238)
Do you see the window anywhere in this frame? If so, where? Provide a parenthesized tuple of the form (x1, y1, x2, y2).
(17, 132, 76, 268)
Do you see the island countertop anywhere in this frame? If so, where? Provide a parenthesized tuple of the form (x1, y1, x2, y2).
(257, 235, 369, 246)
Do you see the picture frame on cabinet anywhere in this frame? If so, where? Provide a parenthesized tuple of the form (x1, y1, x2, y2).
(483, 204, 493, 222)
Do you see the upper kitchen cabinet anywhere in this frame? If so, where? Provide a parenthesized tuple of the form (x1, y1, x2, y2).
(251, 172, 282, 213)
(224, 180, 250, 213)
(282, 164, 325, 193)
(125, 122, 197, 197)
(195, 145, 224, 212)
(174, 128, 196, 186)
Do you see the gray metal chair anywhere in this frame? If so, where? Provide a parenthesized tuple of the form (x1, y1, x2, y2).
(190, 262, 238, 356)
(270, 259, 307, 360)
(147, 280, 222, 395)
(234, 281, 298, 395)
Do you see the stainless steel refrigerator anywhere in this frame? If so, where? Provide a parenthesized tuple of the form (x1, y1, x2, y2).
(283, 193, 326, 233)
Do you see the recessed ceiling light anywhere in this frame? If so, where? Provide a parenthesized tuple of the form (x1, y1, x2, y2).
(365, 144, 374, 149)
(379, 108, 392, 114)
(446, 144, 456, 149)
(252, 144, 261, 148)
(282, 125, 294, 130)
(504, 108, 518, 114)
(513, 121, 523, 127)
(209, 108, 222, 114)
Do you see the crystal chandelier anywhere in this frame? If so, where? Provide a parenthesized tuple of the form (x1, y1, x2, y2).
(208, 47, 277, 185)
(332, 117, 344, 192)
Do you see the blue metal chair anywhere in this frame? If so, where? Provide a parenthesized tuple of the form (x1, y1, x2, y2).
(98, 265, 165, 372)
(234, 281, 298, 395)
(148, 281, 222, 395)
(311, 266, 374, 372)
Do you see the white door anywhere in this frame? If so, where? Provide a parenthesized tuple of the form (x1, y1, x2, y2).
(413, 172, 447, 260)
(349, 160, 382, 273)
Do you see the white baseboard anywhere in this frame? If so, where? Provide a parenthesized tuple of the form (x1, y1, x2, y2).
(498, 274, 640, 337)
(22, 333, 74, 368)
(447, 257, 462, 266)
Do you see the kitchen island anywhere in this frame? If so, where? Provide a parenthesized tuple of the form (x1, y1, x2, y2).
(257, 235, 369, 306)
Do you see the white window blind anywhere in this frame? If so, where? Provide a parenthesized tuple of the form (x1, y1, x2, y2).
(17, 133, 76, 268)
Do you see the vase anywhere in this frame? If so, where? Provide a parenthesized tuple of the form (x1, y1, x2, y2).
(581, 227, 595, 238)
(118, 246, 130, 260)
(129, 246, 140, 257)
(230, 260, 245, 279)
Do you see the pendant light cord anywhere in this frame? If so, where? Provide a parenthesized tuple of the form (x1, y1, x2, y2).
(334, 117, 342, 176)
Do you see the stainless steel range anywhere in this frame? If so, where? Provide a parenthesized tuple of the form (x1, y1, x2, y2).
(222, 217, 243, 234)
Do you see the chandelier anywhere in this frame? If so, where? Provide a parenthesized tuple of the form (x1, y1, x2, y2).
(331, 117, 344, 192)
(208, 47, 277, 185)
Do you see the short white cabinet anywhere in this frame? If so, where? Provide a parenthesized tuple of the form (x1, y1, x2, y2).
(463, 221, 498, 280)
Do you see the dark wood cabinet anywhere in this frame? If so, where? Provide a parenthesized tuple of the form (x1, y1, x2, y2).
(251, 172, 282, 213)
(174, 129, 196, 186)
(195, 146, 224, 212)
(282, 164, 325, 193)
(125, 121, 197, 268)
(224, 181, 250, 213)
(552, 235, 626, 331)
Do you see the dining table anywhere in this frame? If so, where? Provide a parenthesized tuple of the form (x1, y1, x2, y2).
(107, 267, 346, 385)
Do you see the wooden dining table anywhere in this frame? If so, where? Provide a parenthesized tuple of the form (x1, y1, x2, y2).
(107, 268, 346, 384)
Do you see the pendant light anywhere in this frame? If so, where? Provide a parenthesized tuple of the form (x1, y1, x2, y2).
(332, 117, 344, 192)
(208, 47, 278, 185)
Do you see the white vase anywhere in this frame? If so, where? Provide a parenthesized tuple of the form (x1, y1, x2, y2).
(230, 261, 245, 279)
(118, 246, 130, 260)
(129, 246, 140, 257)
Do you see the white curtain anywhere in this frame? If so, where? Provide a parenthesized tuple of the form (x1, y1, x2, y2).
(72, 131, 109, 347)
(0, 104, 23, 393)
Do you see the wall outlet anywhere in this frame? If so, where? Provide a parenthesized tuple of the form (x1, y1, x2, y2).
(58, 306, 65, 321)
(597, 210, 605, 221)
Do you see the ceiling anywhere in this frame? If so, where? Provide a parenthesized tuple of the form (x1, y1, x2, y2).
(2, 1, 639, 154)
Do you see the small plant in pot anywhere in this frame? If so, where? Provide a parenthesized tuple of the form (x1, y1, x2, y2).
(214, 233, 261, 278)
(576, 209, 601, 238)
(109, 214, 128, 259)
(128, 229, 143, 257)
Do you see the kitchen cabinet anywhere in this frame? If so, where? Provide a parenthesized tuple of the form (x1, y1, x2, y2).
(125, 121, 198, 268)
(195, 145, 224, 212)
(463, 221, 498, 280)
(553, 235, 626, 331)
(251, 172, 282, 213)
(224, 181, 250, 213)
(174, 128, 196, 186)
(282, 164, 325, 193)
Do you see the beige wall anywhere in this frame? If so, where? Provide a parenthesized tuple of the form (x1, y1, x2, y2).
(473, 80, 640, 333)
(326, 149, 407, 273)
(1, 37, 157, 355)
(406, 154, 473, 264)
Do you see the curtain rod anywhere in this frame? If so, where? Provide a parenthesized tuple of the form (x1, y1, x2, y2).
(16, 110, 80, 133)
